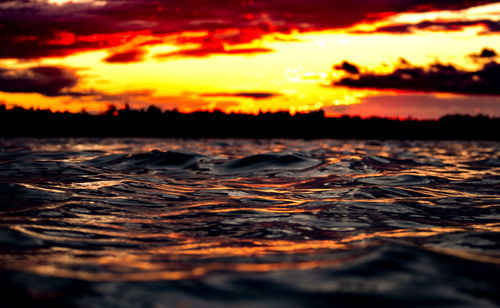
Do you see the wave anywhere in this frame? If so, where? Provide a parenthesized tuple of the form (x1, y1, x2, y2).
(84, 150, 204, 171)
(215, 153, 321, 175)
(356, 174, 439, 186)
(0, 139, 499, 307)
(0, 243, 498, 307)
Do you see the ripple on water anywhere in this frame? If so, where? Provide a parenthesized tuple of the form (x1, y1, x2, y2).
(356, 174, 435, 186)
(215, 152, 321, 175)
(85, 150, 204, 171)
(0, 138, 499, 307)
(0, 183, 68, 208)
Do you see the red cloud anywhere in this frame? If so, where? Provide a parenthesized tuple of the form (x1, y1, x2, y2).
(104, 49, 145, 63)
(353, 19, 500, 34)
(201, 92, 280, 99)
(155, 43, 273, 58)
(0, 0, 496, 59)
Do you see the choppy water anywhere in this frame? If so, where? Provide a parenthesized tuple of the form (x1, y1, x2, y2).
(0, 138, 499, 307)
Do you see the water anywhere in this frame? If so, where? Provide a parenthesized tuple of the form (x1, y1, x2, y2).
(0, 138, 499, 307)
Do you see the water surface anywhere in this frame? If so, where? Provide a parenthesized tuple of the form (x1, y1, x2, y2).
(0, 138, 499, 307)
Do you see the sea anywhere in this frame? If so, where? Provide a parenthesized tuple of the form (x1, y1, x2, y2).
(0, 138, 499, 307)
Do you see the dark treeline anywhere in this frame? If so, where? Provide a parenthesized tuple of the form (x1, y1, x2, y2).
(1, 104, 499, 139)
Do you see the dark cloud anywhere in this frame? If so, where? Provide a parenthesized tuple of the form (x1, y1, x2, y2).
(104, 49, 145, 63)
(0, 65, 79, 96)
(0, 0, 496, 59)
(334, 60, 500, 95)
(354, 19, 500, 34)
(155, 44, 273, 58)
(202, 92, 280, 99)
(470, 48, 498, 59)
(0, 63, 162, 104)
(334, 61, 360, 74)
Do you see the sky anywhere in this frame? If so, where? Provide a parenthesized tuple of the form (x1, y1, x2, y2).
(0, 0, 500, 118)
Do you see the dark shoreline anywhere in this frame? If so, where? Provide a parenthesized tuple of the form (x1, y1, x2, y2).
(1, 105, 499, 140)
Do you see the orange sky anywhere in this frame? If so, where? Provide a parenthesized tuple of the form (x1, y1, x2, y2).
(1, 1, 500, 118)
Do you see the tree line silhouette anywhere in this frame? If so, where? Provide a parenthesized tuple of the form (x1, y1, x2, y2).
(1, 104, 499, 139)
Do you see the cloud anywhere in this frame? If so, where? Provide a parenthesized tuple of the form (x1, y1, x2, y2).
(155, 44, 274, 58)
(333, 58, 500, 95)
(0, 65, 80, 96)
(104, 49, 145, 63)
(334, 61, 360, 74)
(470, 47, 498, 59)
(353, 19, 500, 34)
(201, 92, 280, 99)
(0, 0, 496, 59)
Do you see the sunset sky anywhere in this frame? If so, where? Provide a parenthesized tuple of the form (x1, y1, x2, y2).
(1, 0, 500, 118)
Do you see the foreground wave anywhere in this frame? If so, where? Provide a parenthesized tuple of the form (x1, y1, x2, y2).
(0, 138, 499, 307)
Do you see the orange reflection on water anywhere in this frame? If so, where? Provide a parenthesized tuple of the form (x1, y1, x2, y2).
(2, 207, 499, 283)
(1, 139, 499, 283)
(148, 238, 349, 258)
(424, 246, 500, 265)
(212, 207, 313, 214)
(341, 227, 464, 243)
(19, 257, 358, 282)
(3, 243, 360, 281)
(6, 221, 499, 282)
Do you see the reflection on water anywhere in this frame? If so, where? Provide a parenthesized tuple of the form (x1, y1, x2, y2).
(0, 138, 499, 307)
